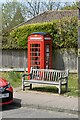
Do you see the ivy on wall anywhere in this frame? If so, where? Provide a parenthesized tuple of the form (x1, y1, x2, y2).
(2, 16, 78, 49)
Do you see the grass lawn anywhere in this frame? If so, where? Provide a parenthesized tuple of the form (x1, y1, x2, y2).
(64, 73, 78, 97)
(0, 72, 79, 97)
(0, 71, 22, 88)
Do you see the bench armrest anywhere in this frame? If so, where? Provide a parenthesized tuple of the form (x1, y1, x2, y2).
(58, 76, 68, 80)
(58, 76, 68, 83)
(22, 73, 31, 77)
(22, 73, 32, 79)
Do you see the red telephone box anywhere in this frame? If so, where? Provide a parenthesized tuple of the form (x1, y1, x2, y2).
(28, 32, 52, 73)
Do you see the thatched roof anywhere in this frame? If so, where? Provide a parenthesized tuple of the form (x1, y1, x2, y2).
(15, 10, 78, 28)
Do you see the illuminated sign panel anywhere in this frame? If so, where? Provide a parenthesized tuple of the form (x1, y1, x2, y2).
(30, 37, 42, 40)
(44, 37, 51, 40)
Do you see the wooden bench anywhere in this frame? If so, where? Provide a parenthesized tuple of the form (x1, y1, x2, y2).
(22, 67, 69, 94)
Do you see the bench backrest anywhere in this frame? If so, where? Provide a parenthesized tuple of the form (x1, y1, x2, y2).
(30, 68, 69, 82)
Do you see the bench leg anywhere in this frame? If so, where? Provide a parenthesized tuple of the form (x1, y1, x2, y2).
(23, 86, 25, 91)
(59, 87, 61, 94)
(59, 81, 61, 94)
(22, 84, 25, 91)
(65, 83, 68, 92)
(65, 78, 68, 92)
(22, 77, 25, 91)
(30, 84, 32, 89)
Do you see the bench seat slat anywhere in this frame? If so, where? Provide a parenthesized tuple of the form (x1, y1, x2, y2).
(23, 79, 67, 85)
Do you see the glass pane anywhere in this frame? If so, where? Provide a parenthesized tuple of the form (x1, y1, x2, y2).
(33, 66, 40, 69)
(46, 65, 49, 69)
(46, 53, 49, 57)
(30, 44, 40, 47)
(46, 44, 50, 52)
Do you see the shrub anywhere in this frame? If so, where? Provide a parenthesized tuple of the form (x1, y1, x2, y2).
(2, 16, 78, 49)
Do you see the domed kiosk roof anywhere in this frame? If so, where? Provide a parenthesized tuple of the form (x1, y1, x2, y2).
(30, 32, 49, 36)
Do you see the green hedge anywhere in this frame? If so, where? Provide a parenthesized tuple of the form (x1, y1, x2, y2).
(2, 16, 78, 49)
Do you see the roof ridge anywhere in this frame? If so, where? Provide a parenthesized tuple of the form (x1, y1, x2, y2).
(46, 10, 78, 12)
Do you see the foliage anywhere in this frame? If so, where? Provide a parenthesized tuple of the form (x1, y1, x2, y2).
(2, 1, 27, 30)
(52, 17, 78, 48)
(2, 16, 77, 49)
(2, 1, 27, 49)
